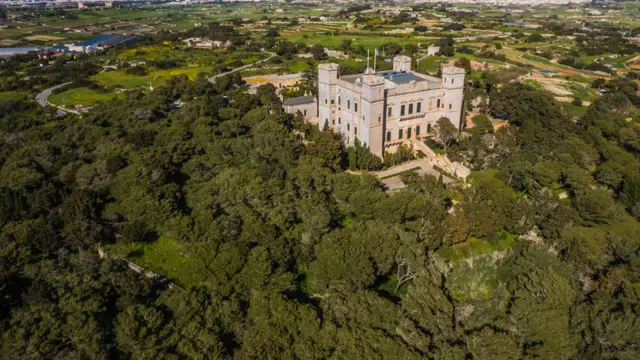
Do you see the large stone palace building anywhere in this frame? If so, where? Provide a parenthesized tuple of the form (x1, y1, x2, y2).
(287, 55, 466, 158)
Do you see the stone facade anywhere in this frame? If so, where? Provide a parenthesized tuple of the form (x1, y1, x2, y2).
(283, 96, 317, 123)
(316, 55, 465, 157)
(243, 73, 305, 94)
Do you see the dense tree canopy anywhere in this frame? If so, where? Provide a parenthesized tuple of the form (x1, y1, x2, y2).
(1, 56, 639, 360)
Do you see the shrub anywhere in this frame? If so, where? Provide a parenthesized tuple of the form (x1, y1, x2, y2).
(125, 65, 148, 76)
(572, 98, 583, 107)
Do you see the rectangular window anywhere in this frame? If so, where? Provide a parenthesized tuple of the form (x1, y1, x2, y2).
(378, 116, 381, 123)
(347, 100, 350, 109)
(347, 123, 350, 131)
(331, 99, 334, 104)
(416, 125, 420, 136)
(387, 107, 392, 117)
(304, 110, 307, 116)
(416, 102, 421, 113)
(354, 126, 357, 135)
(449, 103, 452, 110)
(338, 96, 341, 105)
(409, 103, 413, 114)
(386, 131, 391, 141)
(354, 103, 358, 112)
(332, 119, 335, 125)
(338, 117, 341, 124)
(427, 124, 431, 133)
(437, 99, 441, 108)
(325, 99, 328, 104)
(407, 127, 412, 138)
(398, 129, 403, 139)
(401, 105, 405, 116)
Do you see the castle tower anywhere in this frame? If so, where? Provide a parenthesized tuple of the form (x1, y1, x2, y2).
(441, 66, 466, 129)
(318, 63, 339, 129)
(393, 55, 412, 72)
(360, 75, 386, 156)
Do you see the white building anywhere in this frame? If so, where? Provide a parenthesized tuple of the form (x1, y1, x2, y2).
(324, 49, 346, 58)
(309, 55, 465, 157)
(427, 45, 440, 56)
(183, 38, 230, 48)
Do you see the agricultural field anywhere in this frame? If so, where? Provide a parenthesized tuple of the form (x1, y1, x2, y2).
(23, 35, 65, 42)
(106, 45, 265, 68)
(93, 66, 213, 89)
(280, 32, 432, 50)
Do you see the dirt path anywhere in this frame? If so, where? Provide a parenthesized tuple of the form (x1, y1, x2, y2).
(208, 50, 276, 84)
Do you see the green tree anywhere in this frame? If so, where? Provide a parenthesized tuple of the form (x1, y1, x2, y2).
(310, 44, 326, 60)
(435, 117, 458, 150)
(469, 114, 493, 134)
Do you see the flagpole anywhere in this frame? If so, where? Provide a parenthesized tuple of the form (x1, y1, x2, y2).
(374, 48, 377, 74)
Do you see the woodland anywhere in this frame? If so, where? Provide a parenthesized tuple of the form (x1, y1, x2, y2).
(0, 55, 639, 359)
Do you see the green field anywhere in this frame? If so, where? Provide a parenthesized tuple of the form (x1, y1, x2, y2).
(523, 79, 544, 88)
(93, 66, 212, 88)
(281, 33, 430, 50)
(103, 45, 265, 70)
(0, 91, 29, 101)
(289, 60, 311, 72)
(567, 82, 598, 102)
(436, 231, 518, 262)
(104, 236, 209, 288)
(49, 87, 125, 107)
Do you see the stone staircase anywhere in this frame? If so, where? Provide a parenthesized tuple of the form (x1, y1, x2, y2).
(408, 138, 470, 179)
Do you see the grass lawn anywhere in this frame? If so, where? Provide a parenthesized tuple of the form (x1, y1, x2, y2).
(93, 66, 212, 88)
(436, 231, 518, 262)
(290, 60, 311, 72)
(104, 236, 210, 288)
(48, 87, 125, 107)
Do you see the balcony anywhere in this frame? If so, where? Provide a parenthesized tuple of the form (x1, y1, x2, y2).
(397, 113, 426, 122)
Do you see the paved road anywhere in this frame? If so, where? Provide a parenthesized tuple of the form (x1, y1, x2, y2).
(208, 51, 276, 84)
(35, 82, 71, 107)
(100, 65, 117, 73)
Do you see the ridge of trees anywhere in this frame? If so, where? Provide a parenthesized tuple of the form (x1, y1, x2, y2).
(0, 62, 639, 359)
